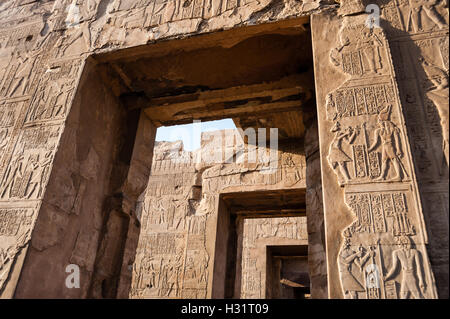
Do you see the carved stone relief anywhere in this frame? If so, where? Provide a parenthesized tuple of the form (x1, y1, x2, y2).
(338, 189, 435, 299)
(0, 0, 446, 299)
(25, 59, 83, 125)
(0, 207, 36, 293)
(313, 11, 440, 298)
(240, 217, 308, 299)
(131, 134, 307, 299)
(0, 125, 60, 200)
(380, 0, 448, 35)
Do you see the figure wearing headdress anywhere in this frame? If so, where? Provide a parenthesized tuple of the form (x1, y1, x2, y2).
(368, 105, 408, 181)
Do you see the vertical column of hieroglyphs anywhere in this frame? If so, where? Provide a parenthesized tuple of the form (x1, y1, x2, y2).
(0, 1, 85, 296)
(313, 4, 439, 298)
(380, 0, 448, 298)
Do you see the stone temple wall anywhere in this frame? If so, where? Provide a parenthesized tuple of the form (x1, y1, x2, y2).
(0, 0, 448, 299)
(237, 216, 308, 298)
(0, 0, 328, 298)
(311, 0, 448, 299)
(131, 130, 308, 298)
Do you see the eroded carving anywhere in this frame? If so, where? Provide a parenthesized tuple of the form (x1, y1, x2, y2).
(384, 235, 425, 299)
(338, 237, 374, 299)
(0, 208, 35, 291)
(0, 125, 59, 200)
(421, 57, 449, 165)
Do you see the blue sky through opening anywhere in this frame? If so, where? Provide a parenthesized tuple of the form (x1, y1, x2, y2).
(155, 119, 237, 151)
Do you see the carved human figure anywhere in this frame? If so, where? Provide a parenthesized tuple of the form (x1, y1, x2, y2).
(420, 57, 449, 166)
(384, 235, 425, 299)
(56, 0, 95, 58)
(161, 255, 182, 297)
(0, 128, 8, 152)
(358, 28, 383, 75)
(6, 19, 56, 98)
(145, 257, 160, 290)
(7, 50, 41, 97)
(329, 33, 350, 69)
(282, 152, 302, 186)
(407, 0, 447, 32)
(338, 238, 373, 299)
(368, 105, 406, 181)
(0, 154, 25, 199)
(328, 121, 357, 185)
(25, 151, 53, 199)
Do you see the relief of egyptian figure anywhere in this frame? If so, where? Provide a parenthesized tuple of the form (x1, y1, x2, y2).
(384, 235, 425, 299)
(329, 31, 351, 69)
(24, 151, 53, 199)
(0, 154, 25, 199)
(7, 49, 41, 97)
(338, 236, 374, 299)
(56, 0, 95, 58)
(329, 21, 384, 77)
(406, 0, 448, 32)
(0, 128, 8, 152)
(357, 27, 383, 75)
(327, 121, 358, 186)
(368, 105, 408, 182)
(420, 57, 449, 167)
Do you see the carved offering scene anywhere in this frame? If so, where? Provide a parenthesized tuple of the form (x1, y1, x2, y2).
(0, 0, 447, 303)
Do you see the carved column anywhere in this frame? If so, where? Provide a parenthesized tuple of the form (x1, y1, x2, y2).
(311, 9, 439, 298)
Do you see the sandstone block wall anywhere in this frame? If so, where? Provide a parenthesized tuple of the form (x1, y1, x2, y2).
(0, 0, 447, 299)
(131, 130, 308, 298)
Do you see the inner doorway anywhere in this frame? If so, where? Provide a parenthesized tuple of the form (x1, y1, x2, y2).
(213, 188, 309, 299)
(27, 16, 316, 299)
(10, 14, 318, 298)
(267, 245, 310, 299)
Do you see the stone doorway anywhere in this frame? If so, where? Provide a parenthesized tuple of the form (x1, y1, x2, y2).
(11, 17, 322, 299)
(213, 189, 308, 299)
(267, 245, 310, 299)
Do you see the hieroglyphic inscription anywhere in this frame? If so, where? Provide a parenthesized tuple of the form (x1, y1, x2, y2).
(327, 84, 395, 120)
(323, 13, 439, 299)
(345, 191, 413, 236)
(0, 209, 33, 237)
(25, 59, 83, 124)
(240, 217, 308, 298)
(0, 125, 60, 200)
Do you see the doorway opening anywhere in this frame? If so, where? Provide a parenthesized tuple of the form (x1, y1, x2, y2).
(19, 17, 316, 298)
(97, 18, 315, 299)
(267, 245, 310, 299)
(213, 188, 308, 299)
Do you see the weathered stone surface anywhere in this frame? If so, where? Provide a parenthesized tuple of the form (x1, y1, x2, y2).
(311, 2, 448, 298)
(131, 131, 308, 298)
(0, 0, 447, 299)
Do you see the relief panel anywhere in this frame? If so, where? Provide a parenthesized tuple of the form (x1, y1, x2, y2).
(312, 11, 439, 298)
